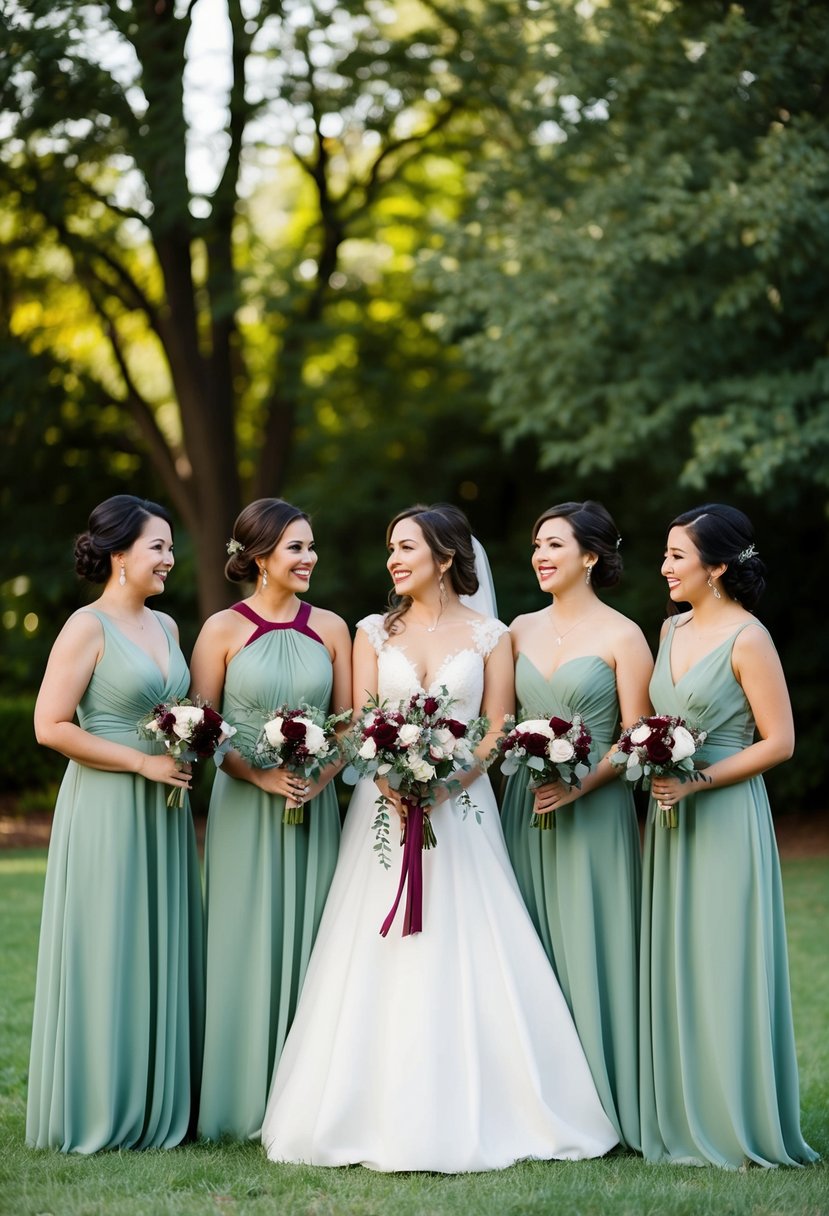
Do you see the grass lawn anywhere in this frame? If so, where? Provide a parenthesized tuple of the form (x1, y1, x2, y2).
(1, 850, 826, 1216)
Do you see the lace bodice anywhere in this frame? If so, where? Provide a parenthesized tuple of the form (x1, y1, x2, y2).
(358, 613, 508, 722)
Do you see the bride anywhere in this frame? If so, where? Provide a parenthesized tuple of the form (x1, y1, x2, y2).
(261, 503, 618, 1172)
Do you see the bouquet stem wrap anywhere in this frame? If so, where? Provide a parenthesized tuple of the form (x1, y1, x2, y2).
(380, 797, 430, 938)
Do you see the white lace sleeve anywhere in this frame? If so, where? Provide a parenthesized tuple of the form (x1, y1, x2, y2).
(472, 617, 509, 658)
(357, 613, 389, 656)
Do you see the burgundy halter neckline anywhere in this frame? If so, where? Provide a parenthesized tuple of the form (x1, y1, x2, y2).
(232, 600, 324, 648)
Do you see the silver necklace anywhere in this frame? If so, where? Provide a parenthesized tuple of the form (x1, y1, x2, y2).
(549, 606, 596, 646)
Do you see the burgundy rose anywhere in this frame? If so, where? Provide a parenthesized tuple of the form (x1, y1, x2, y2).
(281, 719, 308, 742)
(644, 738, 672, 765)
(521, 732, 551, 758)
(437, 717, 466, 738)
(549, 716, 573, 736)
(423, 697, 440, 716)
(371, 721, 401, 749)
(158, 711, 176, 734)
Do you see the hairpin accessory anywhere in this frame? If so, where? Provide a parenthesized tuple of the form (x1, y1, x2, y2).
(226, 538, 245, 556)
(615, 536, 622, 549)
(737, 544, 757, 563)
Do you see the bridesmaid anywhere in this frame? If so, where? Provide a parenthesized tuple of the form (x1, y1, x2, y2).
(28, 495, 204, 1152)
(501, 500, 653, 1151)
(642, 503, 818, 1168)
(192, 498, 351, 1141)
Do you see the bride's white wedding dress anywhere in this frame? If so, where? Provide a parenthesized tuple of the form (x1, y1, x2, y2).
(261, 615, 618, 1172)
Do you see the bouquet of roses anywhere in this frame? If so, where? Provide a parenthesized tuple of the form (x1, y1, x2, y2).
(497, 713, 592, 829)
(251, 703, 351, 824)
(609, 714, 707, 827)
(137, 698, 237, 807)
(342, 688, 489, 936)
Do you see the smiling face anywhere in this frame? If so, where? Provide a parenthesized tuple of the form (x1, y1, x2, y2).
(260, 518, 318, 592)
(661, 525, 711, 603)
(386, 518, 442, 598)
(118, 515, 174, 596)
(532, 516, 593, 595)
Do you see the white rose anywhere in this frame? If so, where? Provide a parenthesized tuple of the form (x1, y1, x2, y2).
(263, 717, 285, 748)
(359, 738, 378, 760)
(670, 725, 697, 762)
(144, 718, 161, 734)
(169, 705, 203, 740)
(549, 738, 575, 763)
(630, 723, 652, 745)
(406, 755, 436, 782)
(397, 723, 421, 747)
(432, 727, 454, 747)
(518, 719, 554, 738)
(302, 722, 327, 755)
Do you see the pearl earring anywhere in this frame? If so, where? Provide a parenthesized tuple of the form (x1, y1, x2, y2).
(119, 563, 126, 587)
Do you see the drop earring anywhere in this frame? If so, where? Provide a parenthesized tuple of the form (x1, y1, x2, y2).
(439, 572, 446, 601)
(261, 567, 268, 588)
(585, 564, 593, 586)
(707, 576, 721, 600)
(119, 563, 126, 587)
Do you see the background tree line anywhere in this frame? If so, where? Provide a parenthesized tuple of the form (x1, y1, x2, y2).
(1, 0, 826, 809)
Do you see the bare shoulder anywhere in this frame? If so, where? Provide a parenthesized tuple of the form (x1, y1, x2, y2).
(196, 606, 247, 640)
(732, 619, 776, 661)
(60, 608, 106, 646)
(153, 610, 180, 641)
(659, 610, 690, 641)
(509, 608, 545, 636)
(601, 606, 651, 654)
(308, 606, 352, 645)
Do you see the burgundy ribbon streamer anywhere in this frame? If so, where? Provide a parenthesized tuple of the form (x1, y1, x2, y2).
(379, 798, 424, 937)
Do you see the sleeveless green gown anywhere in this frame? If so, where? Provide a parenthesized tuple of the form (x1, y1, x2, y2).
(501, 654, 642, 1150)
(26, 610, 205, 1153)
(640, 618, 818, 1167)
(198, 601, 341, 1140)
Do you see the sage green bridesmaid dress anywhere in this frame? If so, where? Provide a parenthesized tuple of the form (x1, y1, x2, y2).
(501, 654, 642, 1151)
(197, 601, 341, 1141)
(26, 610, 205, 1153)
(640, 618, 818, 1167)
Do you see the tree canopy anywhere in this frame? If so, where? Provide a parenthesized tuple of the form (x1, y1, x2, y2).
(437, 0, 829, 498)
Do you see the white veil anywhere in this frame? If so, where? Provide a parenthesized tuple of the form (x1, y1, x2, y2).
(459, 536, 499, 620)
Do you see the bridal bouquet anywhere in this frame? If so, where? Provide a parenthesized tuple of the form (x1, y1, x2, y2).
(343, 688, 489, 936)
(609, 714, 707, 827)
(137, 698, 237, 807)
(251, 704, 351, 824)
(497, 714, 592, 829)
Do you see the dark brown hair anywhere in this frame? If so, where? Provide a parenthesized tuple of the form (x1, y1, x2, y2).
(74, 495, 174, 584)
(532, 500, 623, 590)
(225, 498, 310, 583)
(384, 503, 478, 633)
(670, 503, 765, 610)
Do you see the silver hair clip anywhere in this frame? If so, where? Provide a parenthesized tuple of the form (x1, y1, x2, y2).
(226, 537, 245, 556)
(615, 536, 622, 549)
(737, 543, 757, 563)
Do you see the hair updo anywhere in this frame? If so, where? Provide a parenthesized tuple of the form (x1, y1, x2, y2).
(73, 495, 174, 584)
(384, 503, 479, 632)
(670, 503, 766, 610)
(225, 498, 310, 583)
(532, 500, 623, 590)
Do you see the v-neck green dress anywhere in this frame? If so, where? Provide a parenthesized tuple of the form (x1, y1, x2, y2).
(501, 654, 642, 1150)
(197, 602, 341, 1141)
(26, 610, 205, 1153)
(640, 618, 817, 1167)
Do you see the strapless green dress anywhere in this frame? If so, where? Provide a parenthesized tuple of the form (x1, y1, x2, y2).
(501, 654, 642, 1150)
(640, 618, 818, 1167)
(26, 610, 204, 1153)
(197, 601, 341, 1140)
